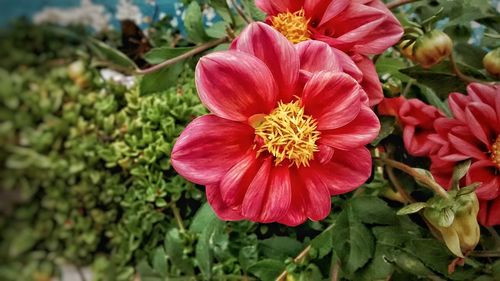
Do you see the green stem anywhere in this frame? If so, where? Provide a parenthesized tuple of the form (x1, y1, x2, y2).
(135, 37, 229, 75)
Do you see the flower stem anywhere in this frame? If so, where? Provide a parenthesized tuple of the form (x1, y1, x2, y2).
(386, 0, 423, 9)
(170, 204, 186, 233)
(135, 37, 229, 75)
(449, 52, 480, 84)
(382, 158, 450, 199)
(276, 245, 312, 280)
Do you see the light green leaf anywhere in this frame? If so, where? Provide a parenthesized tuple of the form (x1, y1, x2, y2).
(144, 47, 193, 64)
(139, 62, 184, 96)
(184, 2, 210, 43)
(397, 202, 428, 216)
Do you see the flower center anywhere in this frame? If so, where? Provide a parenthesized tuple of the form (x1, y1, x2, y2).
(271, 9, 311, 44)
(254, 100, 320, 167)
(491, 135, 500, 169)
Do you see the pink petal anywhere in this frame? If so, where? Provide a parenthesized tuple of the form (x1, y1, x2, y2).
(304, 0, 349, 25)
(196, 51, 277, 121)
(465, 103, 497, 147)
(448, 93, 471, 123)
(220, 150, 261, 207)
(171, 115, 254, 185)
(295, 40, 342, 73)
(330, 47, 363, 82)
(259, 165, 293, 222)
(447, 133, 487, 160)
(255, 0, 303, 15)
(298, 167, 332, 221)
(466, 160, 499, 200)
(277, 172, 308, 226)
(232, 22, 300, 102)
(206, 184, 244, 221)
(302, 71, 361, 130)
(403, 126, 437, 157)
(314, 147, 372, 195)
(241, 157, 273, 220)
(352, 54, 383, 106)
(467, 83, 500, 107)
(319, 105, 380, 150)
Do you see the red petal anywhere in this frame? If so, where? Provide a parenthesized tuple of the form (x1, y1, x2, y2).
(466, 160, 499, 200)
(319, 105, 380, 150)
(447, 133, 487, 160)
(465, 103, 497, 147)
(220, 150, 261, 207)
(241, 157, 273, 220)
(277, 172, 308, 226)
(295, 41, 342, 73)
(232, 22, 300, 102)
(302, 71, 361, 130)
(352, 55, 383, 106)
(298, 168, 332, 221)
(255, 0, 303, 15)
(448, 93, 471, 123)
(206, 184, 244, 221)
(315, 147, 372, 195)
(196, 51, 277, 122)
(259, 165, 293, 222)
(171, 115, 254, 185)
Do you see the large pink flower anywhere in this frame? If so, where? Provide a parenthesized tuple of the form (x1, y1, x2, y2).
(255, 0, 404, 106)
(171, 23, 380, 226)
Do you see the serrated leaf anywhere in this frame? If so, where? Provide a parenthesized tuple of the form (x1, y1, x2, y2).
(184, 2, 210, 43)
(260, 236, 303, 260)
(397, 202, 428, 216)
(331, 206, 375, 274)
(164, 228, 194, 275)
(391, 250, 436, 277)
(310, 226, 334, 259)
(350, 196, 398, 225)
(247, 259, 285, 281)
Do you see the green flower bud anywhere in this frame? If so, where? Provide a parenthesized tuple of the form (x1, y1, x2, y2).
(424, 192, 480, 258)
(413, 30, 453, 68)
(483, 47, 500, 78)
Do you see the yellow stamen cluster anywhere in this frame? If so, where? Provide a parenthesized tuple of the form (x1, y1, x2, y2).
(254, 100, 320, 167)
(491, 135, 500, 169)
(271, 9, 311, 44)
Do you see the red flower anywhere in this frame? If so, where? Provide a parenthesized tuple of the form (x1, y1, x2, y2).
(255, 0, 403, 106)
(379, 84, 500, 225)
(171, 23, 380, 226)
(378, 97, 444, 156)
(428, 83, 500, 226)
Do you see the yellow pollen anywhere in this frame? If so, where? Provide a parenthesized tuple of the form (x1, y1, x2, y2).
(491, 135, 500, 169)
(271, 9, 311, 44)
(254, 100, 320, 167)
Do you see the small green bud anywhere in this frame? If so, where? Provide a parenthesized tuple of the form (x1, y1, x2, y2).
(483, 47, 500, 78)
(413, 30, 453, 68)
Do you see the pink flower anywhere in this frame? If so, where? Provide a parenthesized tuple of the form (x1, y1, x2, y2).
(255, 0, 404, 106)
(171, 23, 380, 226)
(428, 83, 500, 226)
(378, 97, 444, 156)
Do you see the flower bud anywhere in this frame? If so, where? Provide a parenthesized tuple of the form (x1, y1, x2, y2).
(68, 60, 90, 88)
(483, 47, 500, 78)
(424, 192, 480, 258)
(413, 30, 453, 68)
(399, 39, 415, 60)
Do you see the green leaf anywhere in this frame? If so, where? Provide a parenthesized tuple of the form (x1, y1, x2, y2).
(86, 37, 137, 70)
(209, 0, 233, 23)
(144, 47, 194, 64)
(354, 244, 395, 281)
(241, 0, 266, 21)
(407, 239, 451, 275)
(164, 228, 194, 275)
(400, 61, 485, 98)
(190, 203, 217, 233)
(310, 226, 334, 259)
(418, 85, 452, 117)
(331, 206, 375, 274)
(371, 116, 396, 146)
(260, 236, 303, 260)
(195, 221, 223, 280)
(452, 160, 472, 188)
(139, 62, 184, 96)
(376, 57, 411, 82)
(390, 250, 436, 277)
(397, 202, 428, 216)
(184, 2, 210, 43)
(206, 22, 228, 39)
(247, 259, 285, 281)
(152, 247, 168, 277)
(239, 245, 258, 271)
(350, 196, 398, 225)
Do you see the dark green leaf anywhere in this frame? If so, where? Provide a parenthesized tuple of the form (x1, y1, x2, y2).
(247, 259, 285, 281)
(371, 116, 396, 146)
(260, 236, 303, 260)
(164, 228, 194, 275)
(139, 62, 184, 96)
(350, 196, 398, 225)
